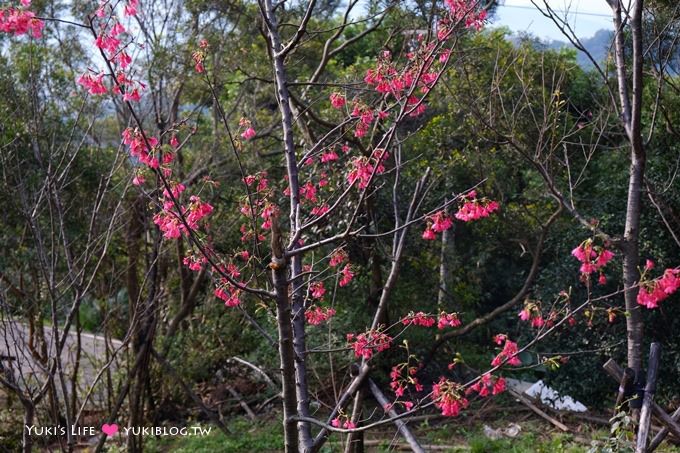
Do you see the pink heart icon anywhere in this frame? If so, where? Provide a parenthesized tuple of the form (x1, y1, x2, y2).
(102, 423, 119, 436)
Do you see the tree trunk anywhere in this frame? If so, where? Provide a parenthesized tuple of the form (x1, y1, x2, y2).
(622, 151, 645, 374)
(610, 0, 646, 376)
(261, 0, 313, 448)
(271, 221, 300, 452)
(22, 401, 34, 453)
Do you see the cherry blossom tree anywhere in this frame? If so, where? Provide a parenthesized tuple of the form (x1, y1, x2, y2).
(3, 0, 679, 452)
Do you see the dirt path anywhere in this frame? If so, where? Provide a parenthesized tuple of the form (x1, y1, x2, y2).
(0, 320, 125, 408)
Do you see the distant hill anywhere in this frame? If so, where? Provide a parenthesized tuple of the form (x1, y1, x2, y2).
(510, 29, 613, 69)
(549, 29, 613, 69)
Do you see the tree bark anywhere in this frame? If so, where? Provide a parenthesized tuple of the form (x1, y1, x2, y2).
(261, 1, 314, 448)
(22, 401, 34, 453)
(610, 0, 646, 375)
(271, 217, 300, 453)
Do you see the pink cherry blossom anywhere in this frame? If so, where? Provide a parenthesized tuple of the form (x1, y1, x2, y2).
(215, 285, 241, 307)
(300, 181, 317, 203)
(116, 51, 132, 68)
(329, 92, 346, 109)
(346, 329, 392, 359)
(431, 211, 453, 233)
(491, 337, 522, 367)
(422, 227, 436, 240)
(0, 9, 44, 38)
(339, 264, 354, 287)
(311, 203, 329, 216)
(124, 0, 139, 16)
(454, 192, 499, 222)
(310, 281, 326, 299)
(321, 150, 339, 163)
(241, 127, 256, 141)
(437, 312, 462, 329)
(305, 306, 336, 325)
(432, 378, 468, 417)
(183, 255, 206, 272)
(402, 311, 436, 327)
(329, 249, 348, 267)
(95, 33, 121, 54)
(77, 73, 108, 95)
(123, 88, 141, 102)
(637, 268, 680, 309)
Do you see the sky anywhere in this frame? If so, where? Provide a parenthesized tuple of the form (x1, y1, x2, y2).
(491, 0, 615, 41)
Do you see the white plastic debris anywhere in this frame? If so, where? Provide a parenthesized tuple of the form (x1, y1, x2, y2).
(524, 380, 588, 412)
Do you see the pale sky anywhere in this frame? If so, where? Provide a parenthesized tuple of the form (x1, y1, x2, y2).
(492, 0, 615, 40)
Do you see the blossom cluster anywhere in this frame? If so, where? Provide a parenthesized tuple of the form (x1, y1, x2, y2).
(346, 329, 392, 359)
(438, 312, 462, 329)
(571, 239, 614, 283)
(192, 39, 209, 73)
(329, 249, 348, 267)
(401, 311, 435, 327)
(466, 373, 506, 398)
(305, 305, 336, 325)
(75, 1, 142, 101)
(183, 254, 207, 271)
(152, 184, 213, 240)
(518, 300, 545, 328)
(389, 363, 423, 401)
(121, 127, 169, 170)
(432, 377, 469, 417)
(422, 210, 454, 240)
(238, 172, 274, 244)
(444, 0, 488, 31)
(637, 264, 680, 309)
(491, 335, 522, 367)
(400, 311, 462, 329)
(0, 2, 44, 39)
(310, 280, 326, 299)
(214, 283, 241, 307)
(331, 414, 356, 430)
(346, 148, 389, 189)
(423, 191, 499, 240)
(211, 261, 245, 307)
(239, 117, 256, 141)
(454, 190, 500, 222)
(362, 50, 433, 118)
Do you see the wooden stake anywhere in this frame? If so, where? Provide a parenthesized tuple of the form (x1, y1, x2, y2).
(636, 343, 661, 453)
(615, 367, 636, 412)
(603, 359, 680, 442)
(648, 405, 680, 451)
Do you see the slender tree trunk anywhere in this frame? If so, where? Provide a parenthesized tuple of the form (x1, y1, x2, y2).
(622, 152, 645, 374)
(128, 222, 160, 452)
(22, 401, 34, 453)
(125, 195, 145, 452)
(436, 215, 453, 341)
(344, 388, 364, 453)
(262, 1, 313, 448)
(610, 0, 646, 375)
(271, 218, 300, 453)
